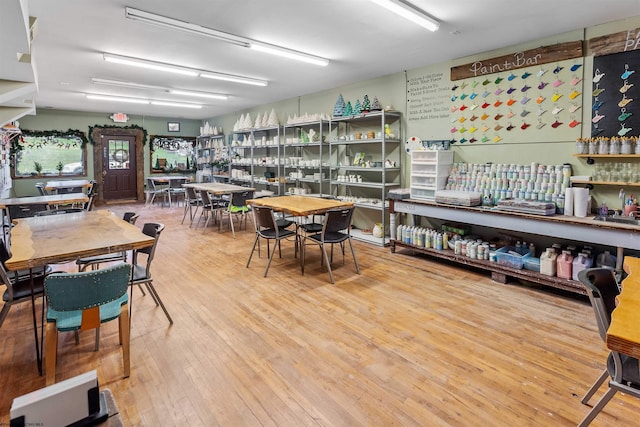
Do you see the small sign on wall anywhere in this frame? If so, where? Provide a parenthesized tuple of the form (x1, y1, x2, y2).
(110, 113, 129, 123)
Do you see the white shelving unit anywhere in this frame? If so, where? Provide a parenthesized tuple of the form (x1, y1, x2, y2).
(230, 126, 282, 194)
(410, 150, 454, 200)
(282, 120, 330, 196)
(329, 110, 402, 246)
(195, 134, 226, 183)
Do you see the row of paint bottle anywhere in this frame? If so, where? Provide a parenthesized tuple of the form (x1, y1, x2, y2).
(540, 246, 615, 280)
(396, 225, 497, 261)
(396, 225, 447, 250)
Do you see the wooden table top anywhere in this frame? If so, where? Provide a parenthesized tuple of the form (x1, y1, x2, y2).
(606, 256, 640, 358)
(247, 195, 353, 216)
(5, 210, 155, 271)
(0, 193, 88, 208)
(44, 179, 92, 190)
(149, 175, 192, 182)
(183, 182, 255, 195)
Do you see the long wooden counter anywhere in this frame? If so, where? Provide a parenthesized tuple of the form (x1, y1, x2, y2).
(389, 198, 640, 295)
(607, 257, 640, 358)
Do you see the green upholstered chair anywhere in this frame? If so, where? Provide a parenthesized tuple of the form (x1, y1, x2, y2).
(44, 263, 132, 385)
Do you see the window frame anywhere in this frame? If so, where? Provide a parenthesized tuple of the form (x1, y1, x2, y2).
(11, 131, 88, 179)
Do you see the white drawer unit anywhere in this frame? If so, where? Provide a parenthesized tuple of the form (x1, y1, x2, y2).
(410, 150, 454, 200)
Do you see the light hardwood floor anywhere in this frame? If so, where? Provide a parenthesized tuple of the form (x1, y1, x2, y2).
(1, 202, 639, 426)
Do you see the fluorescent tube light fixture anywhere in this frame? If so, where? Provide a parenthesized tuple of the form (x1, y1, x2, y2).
(86, 93, 202, 109)
(150, 100, 202, 109)
(125, 7, 329, 66)
(199, 72, 268, 87)
(167, 89, 227, 100)
(91, 78, 229, 100)
(86, 94, 150, 104)
(103, 53, 199, 76)
(369, 0, 440, 31)
(102, 53, 267, 86)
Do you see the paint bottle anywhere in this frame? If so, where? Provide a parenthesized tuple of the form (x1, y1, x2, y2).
(572, 252, 590, 281)
(540, 248, 557, 276)
(557, 250, 574, 280)
(596, 250, 616, 270)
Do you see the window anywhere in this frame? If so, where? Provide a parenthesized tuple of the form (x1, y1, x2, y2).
(13, 132, 86, 177)
(150, 135, 195, 173)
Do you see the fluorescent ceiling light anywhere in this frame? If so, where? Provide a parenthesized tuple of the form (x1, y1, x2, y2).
(249, 44, 329, 67)
(369, 0, 440, 32)
(86, 93, 202, 109)
(168, 89, 227, 100)
(102, 53, 267, 86)
(86, 94, 150, 104)
(103, 53, 199, 76)
(125, 7, 329, 66)
(199, 72, 268, 87)
(91, 78, 228, 100)
(150, 100, 202, 109)
(91, 77, 162, 91)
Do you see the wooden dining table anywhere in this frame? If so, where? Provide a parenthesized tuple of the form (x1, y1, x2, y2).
(44, 179, 92, 193)
(247, 195, 353, 217)
(183, 182, 255, 195)
(0, 193, 89, 210)
(5, 210, 155, 374)
(607, 256, 640, 358)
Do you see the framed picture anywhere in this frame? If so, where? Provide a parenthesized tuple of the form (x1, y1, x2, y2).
(167, 122, 180, 132)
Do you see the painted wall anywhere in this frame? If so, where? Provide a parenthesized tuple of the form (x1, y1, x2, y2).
(15, 15, 640, 210)
(14, 109, 200, 196)
(207, 15, 640, 212)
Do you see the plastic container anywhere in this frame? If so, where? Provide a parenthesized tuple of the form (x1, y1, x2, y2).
(572, 253, 591, 281)
(524, 256, 541, 272)
(596, 251, 616, 270)
(540, 248, 557, 276)
(496, 246, 528, 269)
(557, 250, 574, 280)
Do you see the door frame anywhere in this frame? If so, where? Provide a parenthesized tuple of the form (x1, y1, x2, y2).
(91, 127, 145, 205)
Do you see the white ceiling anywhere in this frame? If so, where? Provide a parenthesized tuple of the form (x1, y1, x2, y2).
(17, 0, 640, 120)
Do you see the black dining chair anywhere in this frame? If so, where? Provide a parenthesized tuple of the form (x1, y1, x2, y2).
(0, 240, 49, 329)
(130, 223, 172, 324)
(301, 207, 360, 284)
(577, 268, 640, 426)
(246, 206, 297, 277)
(181, 186, 202, 227)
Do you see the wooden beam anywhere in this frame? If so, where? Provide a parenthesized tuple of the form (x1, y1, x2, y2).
(587, 28, 640, 56)
(451, 40, 583, 81)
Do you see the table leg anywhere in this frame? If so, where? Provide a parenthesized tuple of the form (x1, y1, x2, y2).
(29, 269, 43, 375)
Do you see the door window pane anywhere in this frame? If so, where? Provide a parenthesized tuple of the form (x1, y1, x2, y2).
(108, 139, 130, 170)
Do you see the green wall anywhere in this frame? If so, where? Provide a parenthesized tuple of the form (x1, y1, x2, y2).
(207, 15, 640, 212)
(14, 109, 200, 196)
(17, 15, 640, 210)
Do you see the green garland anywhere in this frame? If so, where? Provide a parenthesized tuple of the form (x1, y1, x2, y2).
(88, 124, 148, 145)
(11, 128, 89, 157)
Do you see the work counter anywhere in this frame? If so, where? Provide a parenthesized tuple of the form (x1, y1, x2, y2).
(389, 198, 640, 295)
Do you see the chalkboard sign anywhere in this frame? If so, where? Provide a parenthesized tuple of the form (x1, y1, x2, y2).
(591, 50, 640, 137)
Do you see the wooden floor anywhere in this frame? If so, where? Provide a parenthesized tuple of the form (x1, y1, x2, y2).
(1, 202, 639, 426)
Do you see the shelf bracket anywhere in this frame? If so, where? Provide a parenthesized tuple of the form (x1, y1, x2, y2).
(586, 157, 595, 165)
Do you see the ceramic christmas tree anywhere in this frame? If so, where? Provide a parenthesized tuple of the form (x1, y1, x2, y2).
(333, 94, 345, 117)
(243, 113, 253, 130)
(261, 111, 269, 128)
(353, 99, 362, 115)
(267, 108, 279, 127)
(344, 101, 353, 116)
(371, 96, 382, 111)
(254, 112, 262, 129)
(362, 94, 371, 113)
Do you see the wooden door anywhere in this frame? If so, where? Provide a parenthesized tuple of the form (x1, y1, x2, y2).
(101, 135, 137, 200)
